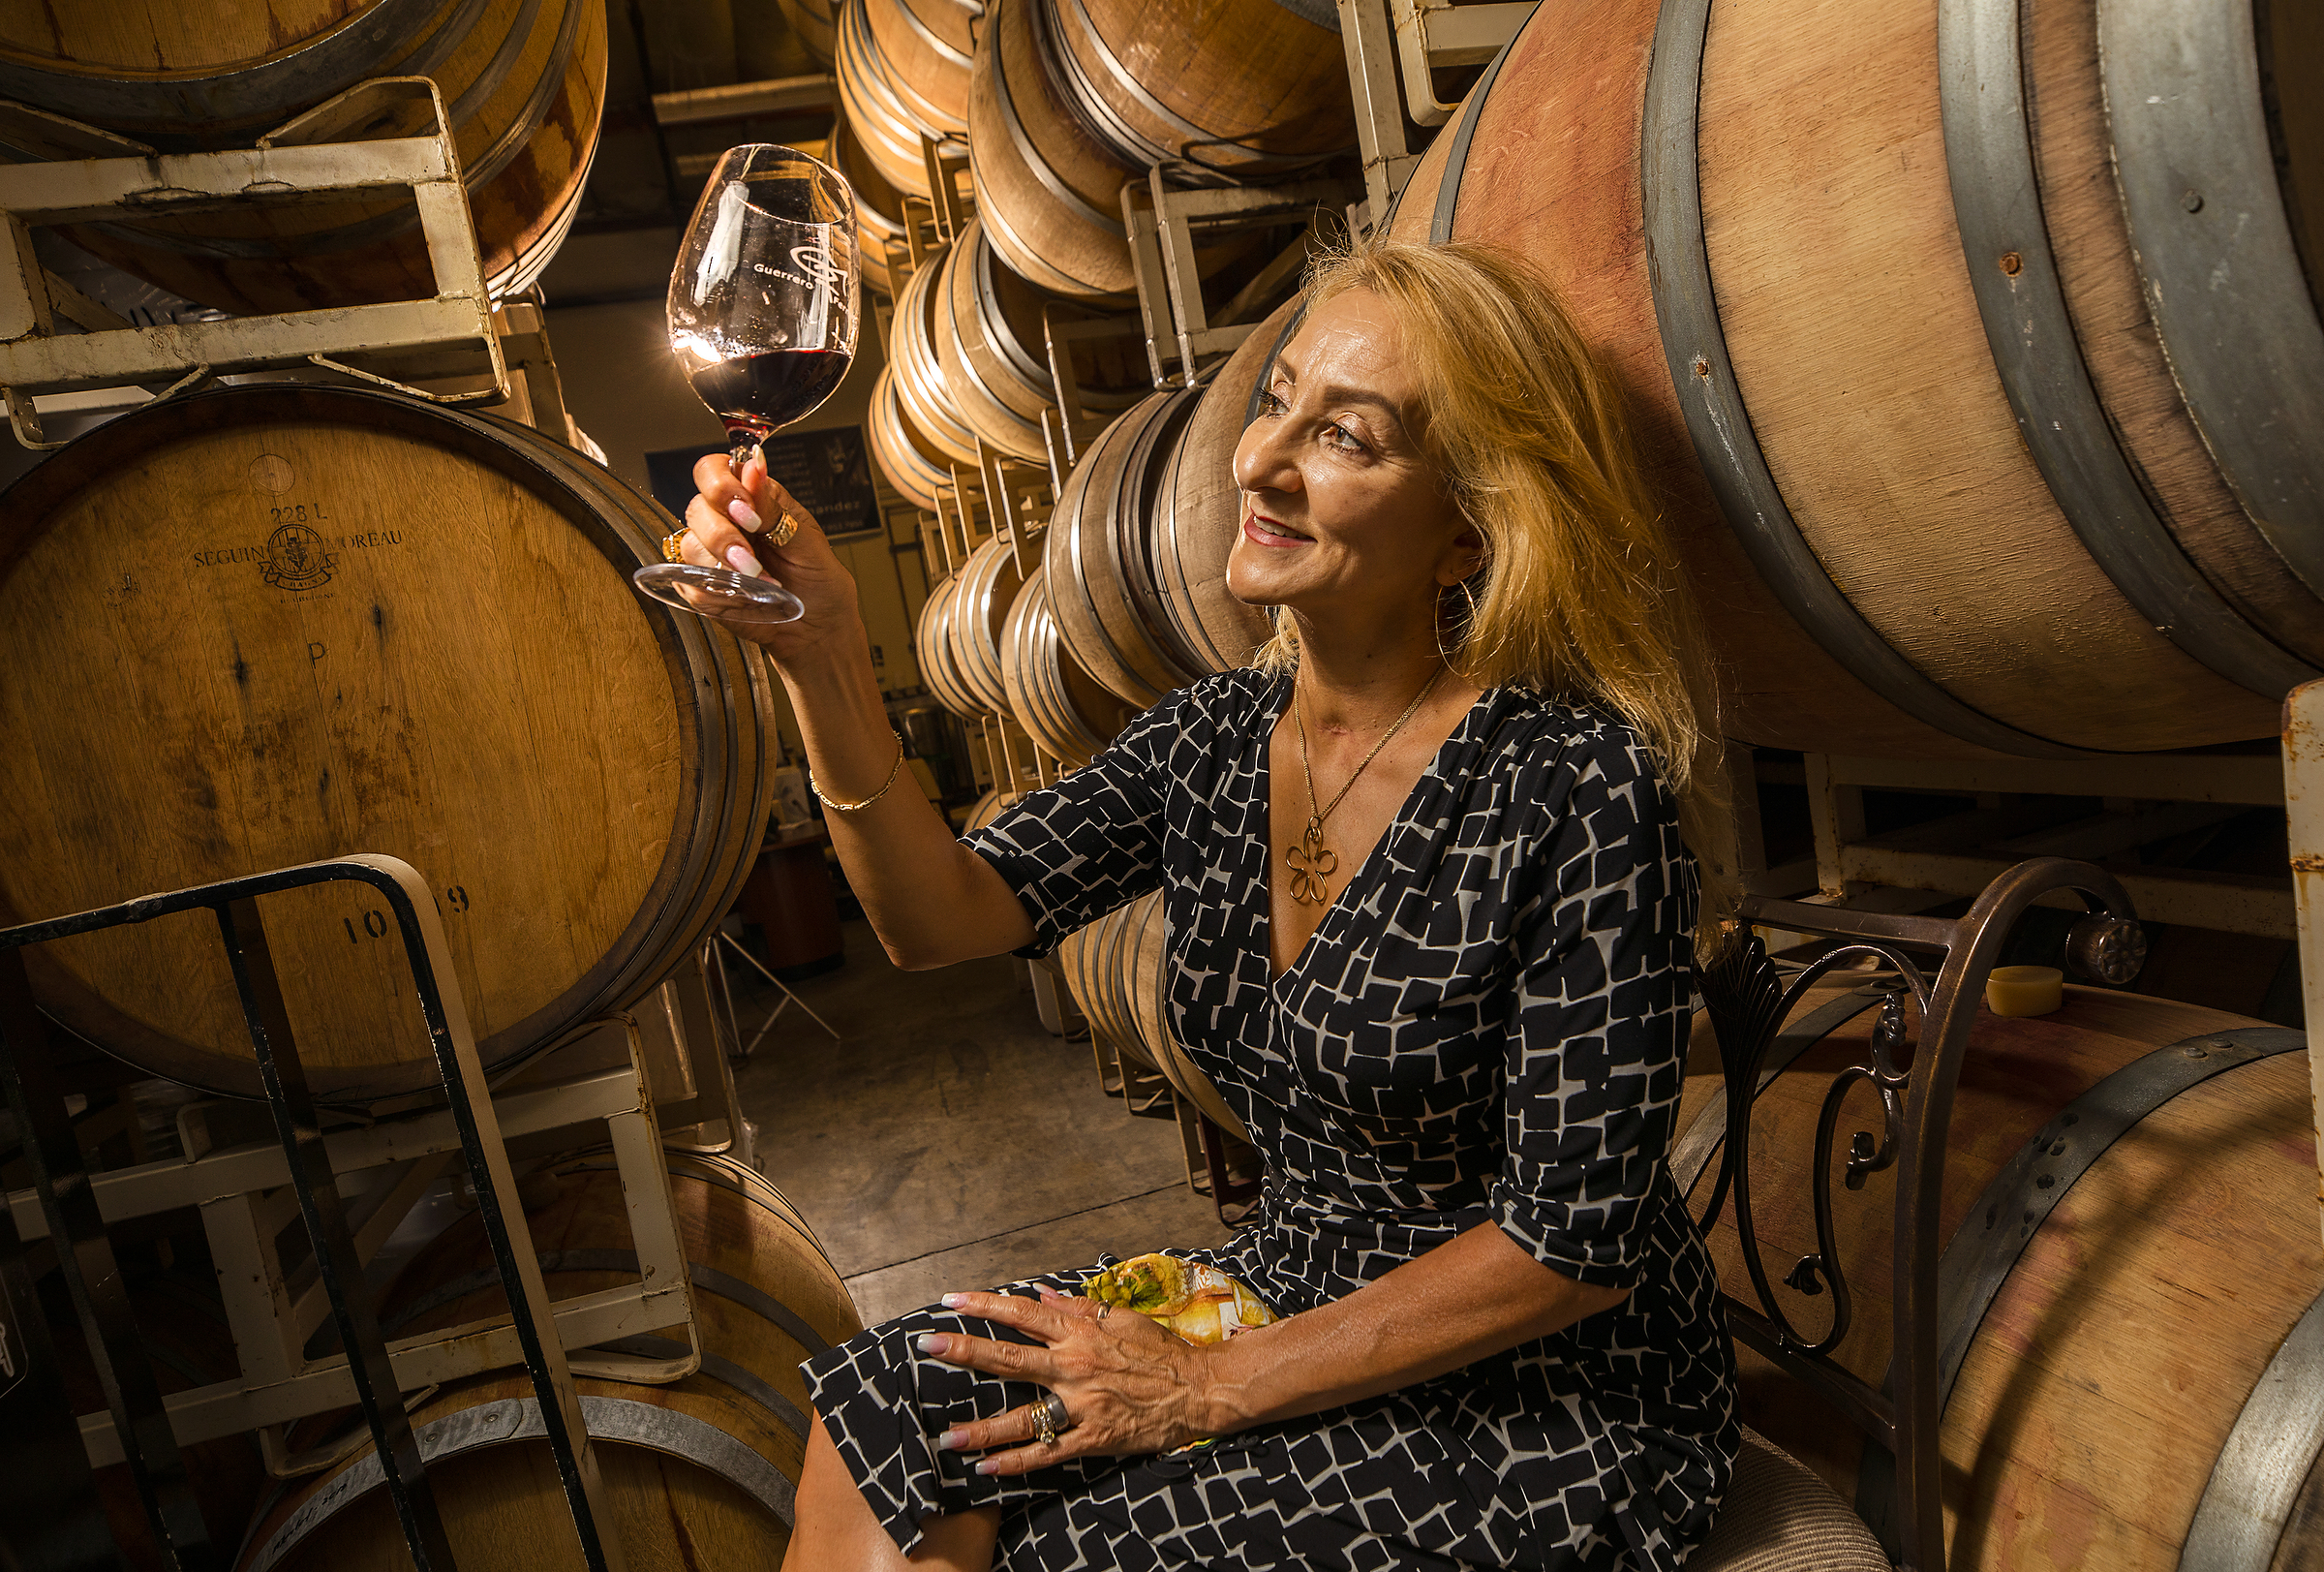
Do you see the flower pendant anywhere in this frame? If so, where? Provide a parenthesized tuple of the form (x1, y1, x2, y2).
(1284, 817, 1337, 906)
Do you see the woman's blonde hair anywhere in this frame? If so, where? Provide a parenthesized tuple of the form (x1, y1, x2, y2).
(1249, 236, 1736, 950)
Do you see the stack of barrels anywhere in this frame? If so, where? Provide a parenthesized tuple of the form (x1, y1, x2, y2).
(902, 291, 1283, 765)
(0, 0, 610, 314)
(903, 0, 2324, 778)
(872, 0, 1347, 771)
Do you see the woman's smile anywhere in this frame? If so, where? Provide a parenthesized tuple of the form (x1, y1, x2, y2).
(1241, 509, 1312, 548)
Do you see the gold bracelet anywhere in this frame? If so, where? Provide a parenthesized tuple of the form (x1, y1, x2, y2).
(811, 731, 905, 813)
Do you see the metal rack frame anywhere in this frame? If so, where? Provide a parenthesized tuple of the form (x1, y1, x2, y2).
(1737, 749, 2298, 942)
(1333, 0, 1529, 223)
(0, 77, 509, 450)
(0, 854, 670, 1572)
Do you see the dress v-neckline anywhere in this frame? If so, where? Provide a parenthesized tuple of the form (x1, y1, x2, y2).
(1255, 679, 1496, 984)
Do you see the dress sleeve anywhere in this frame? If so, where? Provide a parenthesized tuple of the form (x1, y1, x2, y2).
(1490, 734, 1695, 1289)
(958, 692, 1182, 955)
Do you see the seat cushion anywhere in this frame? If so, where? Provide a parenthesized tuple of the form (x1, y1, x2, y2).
(1687, 1429, 1892, 1570)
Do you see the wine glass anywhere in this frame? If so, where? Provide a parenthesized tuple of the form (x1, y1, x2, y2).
(632, 144, 861, 624)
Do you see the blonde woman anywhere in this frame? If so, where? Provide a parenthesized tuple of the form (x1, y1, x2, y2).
(681, 237, 1737, 1571)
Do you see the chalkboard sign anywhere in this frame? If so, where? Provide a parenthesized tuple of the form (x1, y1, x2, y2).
(645, 426, 886, 541)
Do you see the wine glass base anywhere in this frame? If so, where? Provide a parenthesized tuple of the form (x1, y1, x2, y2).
(632, 563, 805, 624)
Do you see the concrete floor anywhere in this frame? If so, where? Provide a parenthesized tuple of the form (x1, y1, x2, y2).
(725, 921, 1231, 1329)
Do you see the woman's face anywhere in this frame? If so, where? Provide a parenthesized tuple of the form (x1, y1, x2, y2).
(1226, 288, 1477, 631)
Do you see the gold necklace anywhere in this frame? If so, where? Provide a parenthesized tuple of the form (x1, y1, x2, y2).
(1284, 664, 1446, 907)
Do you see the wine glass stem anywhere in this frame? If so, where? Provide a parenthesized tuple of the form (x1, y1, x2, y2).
(729, 429, 759, 478)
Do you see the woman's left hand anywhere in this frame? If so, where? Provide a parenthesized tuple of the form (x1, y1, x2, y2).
(921, 1287, 1224, 1474)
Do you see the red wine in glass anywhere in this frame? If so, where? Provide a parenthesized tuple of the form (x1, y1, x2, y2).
(688, 347, 853, 458)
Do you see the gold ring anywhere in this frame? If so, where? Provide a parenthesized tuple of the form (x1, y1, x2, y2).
(1095, 1304, 1113, 1321)
(1030, 1400, 1056, 1448)
(767, 513, 798, 549)
(661, 528, 688, 564)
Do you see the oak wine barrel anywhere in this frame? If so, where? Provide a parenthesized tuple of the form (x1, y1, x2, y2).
(235, 1146, 860, 1571)
(963, 786, 1025, 833)
(1391, 0, 2323, 756)
(1058, 889, 1242, 1134)
(999, 563, 1137, 765)
(1031, 0, 1355, 175)
(1086, 892, 1148, 1068)
(863, 0, 978, 141)
(1675, 985, 2324, 1567)
(1057, 904, 1120, 1060)
(915, 570, 988, 718)
(831, 109, 910, 298)
(868, 364, 952, 512)
(777, 0, 841, 69)
(892, 247, 985, 466)
(2, 0, 606, 315)
(1152, 301, 1291, 674)
(943, 536, 1029, 715)
(1059, 892, 1157, 1069)
(966, 0, 1138, 301)
(0, 385, 772, 1106)
(835, 0, 949, 199)
(1045, 386, 1211, 708)
(934, 220, 1146, 463)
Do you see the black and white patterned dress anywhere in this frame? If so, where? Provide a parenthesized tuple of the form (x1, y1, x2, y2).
(801, 670, 1737, 1571)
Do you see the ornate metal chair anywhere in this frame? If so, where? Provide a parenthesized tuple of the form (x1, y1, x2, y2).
(1680, 858, 2147, 1571)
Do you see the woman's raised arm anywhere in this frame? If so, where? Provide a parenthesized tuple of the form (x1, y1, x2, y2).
(683, 451, 1035, 970)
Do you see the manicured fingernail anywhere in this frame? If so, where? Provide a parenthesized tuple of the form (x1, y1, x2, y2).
(936, 1429, 966, 1450)
(725, 544, 765, 577)
(729, 498, 763, 531)
(940, 1293, 965, 1308)
(917, 1334, 946, 1356)
(975, 1459, 1000, 1475)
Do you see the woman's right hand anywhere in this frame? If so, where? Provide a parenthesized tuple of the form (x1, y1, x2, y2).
(681, 447, 864, 661)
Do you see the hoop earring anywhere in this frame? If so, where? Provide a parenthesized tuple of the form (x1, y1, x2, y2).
(1436, 575, 1482, 670)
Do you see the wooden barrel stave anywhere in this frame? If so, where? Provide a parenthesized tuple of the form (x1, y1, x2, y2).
(892, 248, 986, 467)
(869, 365, 952, 512)
(1120, 890, 1172, 1069)
(1108, 379, 1212, 681)
(947, 537, 1029, 716)
(2018, 0, 2324, 671)
(831, 110, 910, 297)
(1697, 0, 2275, 749)
(1045, 389, 1210, 708)
(24, 0, 606, 315)
(778, 0, 840, 67)
(1043, 408, 1153, 704)
(836, 0, 946, 199)
(0, 386, 767, 1105)
(935, 221, 1147, 462)
(967, 0, 1139, 301)
(1001, 563, 1134, 765)
(1153, 302, 1286, 674)
(236, 1147, 861, 1571)
(515, 430, 774, 1011)
(862, 0, 977, 139)
(1675, 986, 2323, 1568)
(1391, 0, 2315, 756)
(1034, 0, 1354, 174)
(917, 570, 988, 719)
